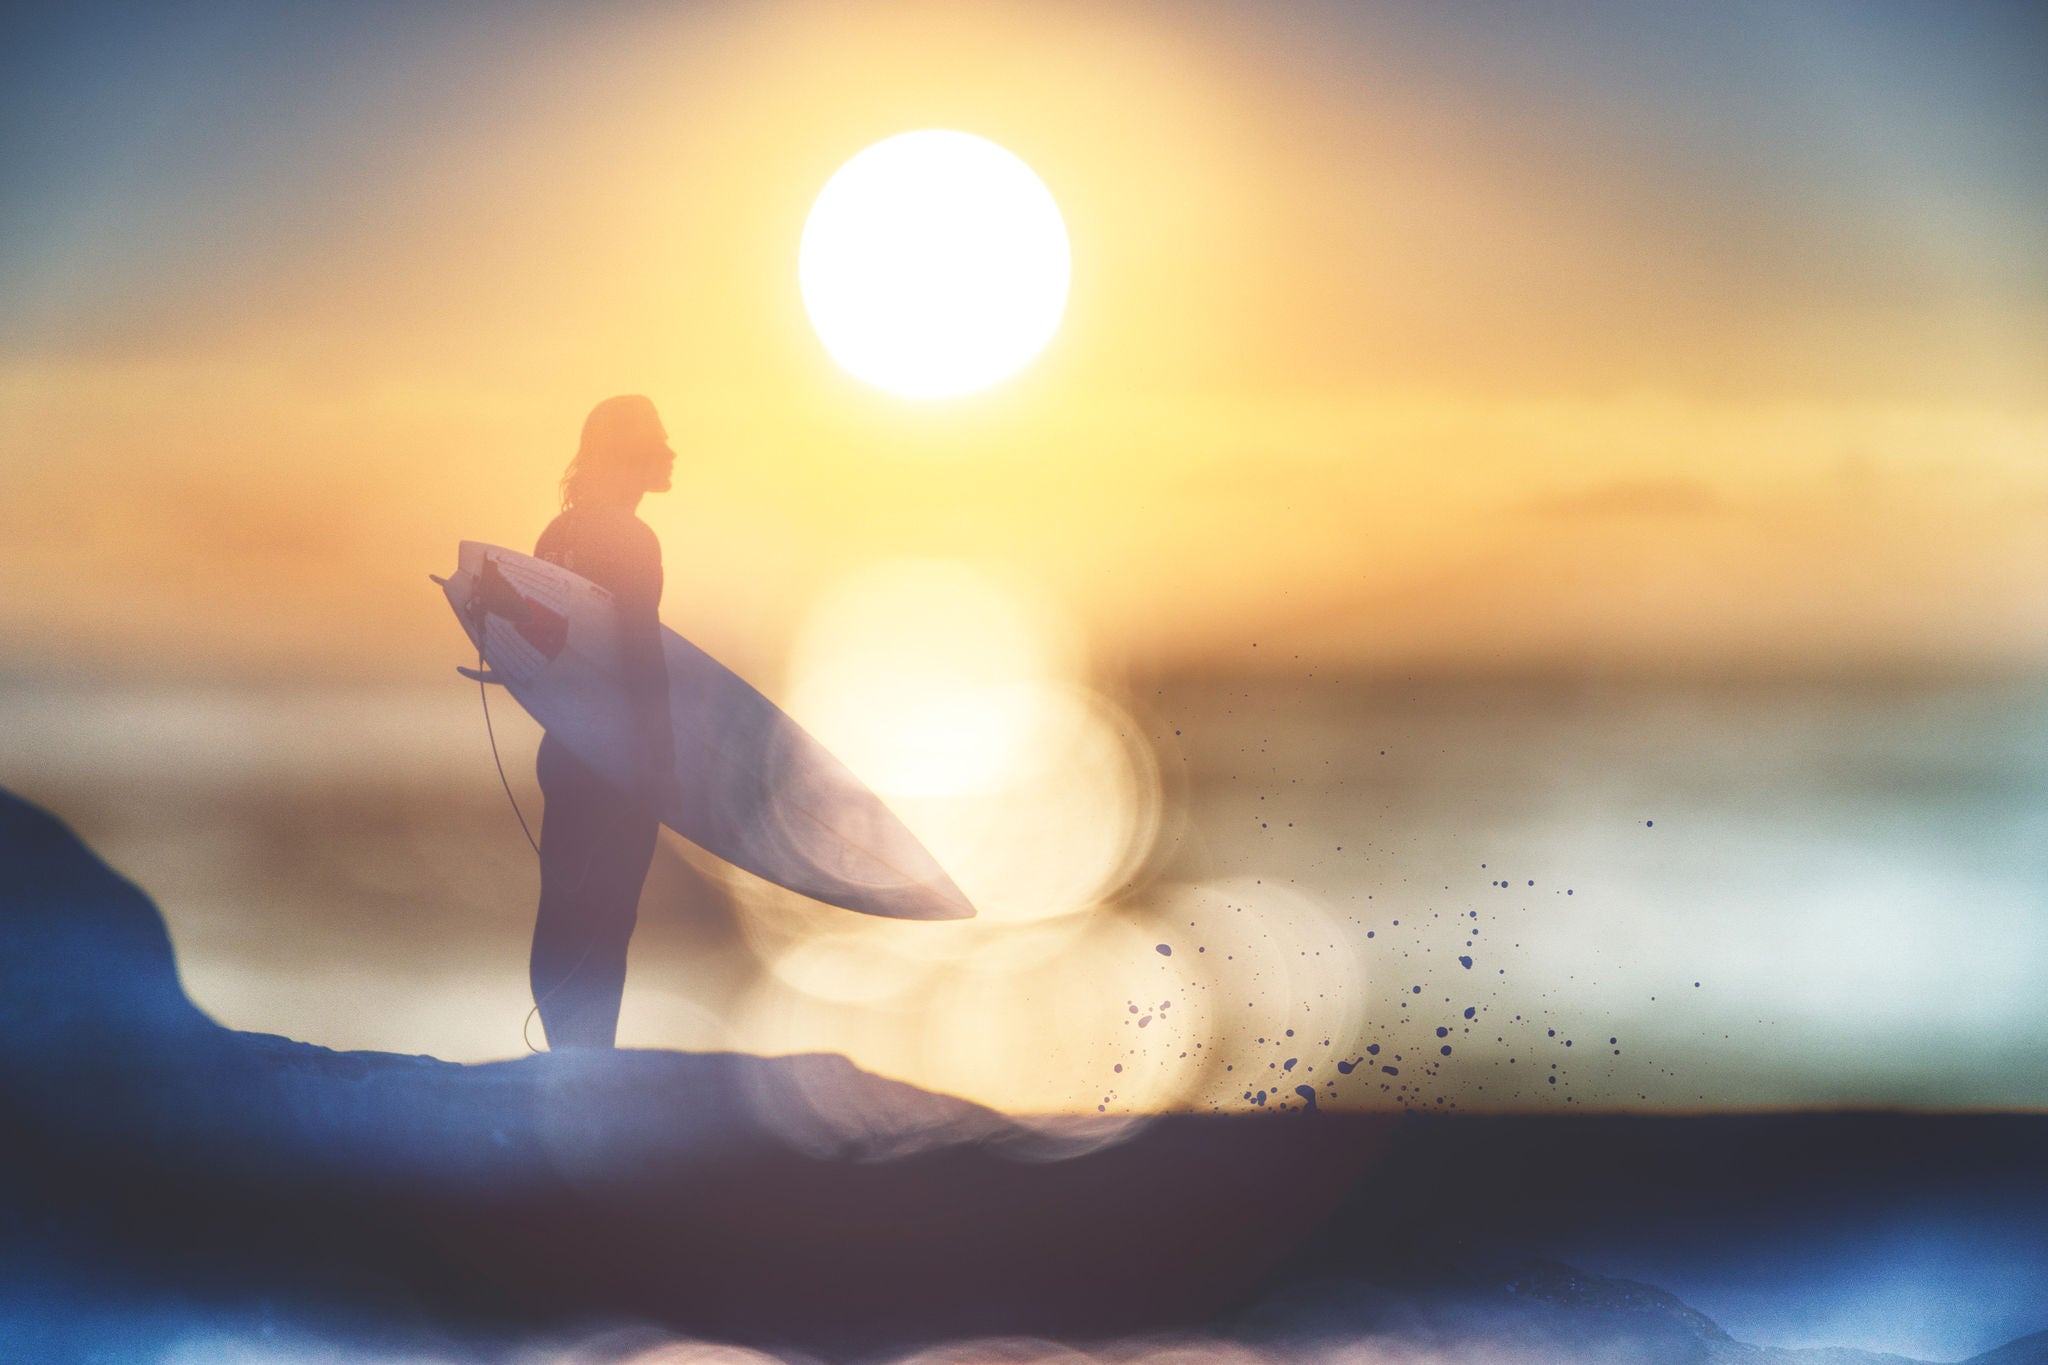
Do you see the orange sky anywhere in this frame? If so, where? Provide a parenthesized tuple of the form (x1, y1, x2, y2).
(4, 0, 2045, 685)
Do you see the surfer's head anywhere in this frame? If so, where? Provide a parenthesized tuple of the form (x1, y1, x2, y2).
(561, 395, 674, 509)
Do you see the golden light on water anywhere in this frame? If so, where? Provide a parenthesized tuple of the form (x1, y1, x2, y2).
(714, 556, 1368, 1115)
(783, 559, 1157, 925)
(734, 908, 1205, 1119)
(919, 913, 1195, 1115)
(723, 872, 1371, 1116)
(784, 560, 1076, 799)
(799, 130, 1071, 399)
(886, 684, 1161, 930)
(690, 557, 1196, 1114)
(767, 927, 944, 1007)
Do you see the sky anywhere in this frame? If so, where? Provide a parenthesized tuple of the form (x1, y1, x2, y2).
(3, 0, 2045, 683)
(2, 2, 2047, 1120)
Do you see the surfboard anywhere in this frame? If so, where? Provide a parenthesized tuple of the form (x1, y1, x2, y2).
(436, 541, 974, 921)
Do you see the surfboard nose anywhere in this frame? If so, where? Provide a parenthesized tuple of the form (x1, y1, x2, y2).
(889, 883, 976, 921)
(927, 877, 977, 920)
(832, 879, 976, 922)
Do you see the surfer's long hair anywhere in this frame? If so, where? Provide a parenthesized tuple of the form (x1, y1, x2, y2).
(560, 394, 666, 510)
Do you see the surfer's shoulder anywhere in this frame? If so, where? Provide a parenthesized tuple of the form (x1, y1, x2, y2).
(536, 505, 657, 569)
(533, 509, 571, 561)
(611, 510, 661, 560)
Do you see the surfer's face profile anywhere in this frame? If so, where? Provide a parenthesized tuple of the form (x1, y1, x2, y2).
(643, 440, 676, 495)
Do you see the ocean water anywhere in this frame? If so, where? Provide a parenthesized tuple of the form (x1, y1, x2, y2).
(1136, 672, 2048, 1112)
(2, 672, 2044, 1111)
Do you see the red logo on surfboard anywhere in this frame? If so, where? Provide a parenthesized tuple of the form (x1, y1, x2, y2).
(514, 601, 568, 660)
(476, 556, 568, 661)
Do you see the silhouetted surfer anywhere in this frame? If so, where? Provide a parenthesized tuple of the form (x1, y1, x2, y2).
(529, 395, 678, 1048)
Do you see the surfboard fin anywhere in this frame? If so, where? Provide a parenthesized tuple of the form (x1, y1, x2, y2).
(456, 665, 505, 685)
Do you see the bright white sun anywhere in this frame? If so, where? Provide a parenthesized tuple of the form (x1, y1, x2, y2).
(800, 130, 1070, 400)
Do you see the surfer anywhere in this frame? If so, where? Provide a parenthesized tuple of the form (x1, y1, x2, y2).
(528, 395, 678, 1049)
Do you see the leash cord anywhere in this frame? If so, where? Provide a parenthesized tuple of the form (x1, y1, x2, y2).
(473, 625, 595, 1052)
(479, 637, 540, 857)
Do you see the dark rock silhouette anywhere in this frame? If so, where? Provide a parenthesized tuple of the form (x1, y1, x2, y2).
(0, 789, 1379, 1355)
(1972, 1332, 2048, 1365)
(1240, 1259, 2048, 1365)
(4, 787, 2045, 1363)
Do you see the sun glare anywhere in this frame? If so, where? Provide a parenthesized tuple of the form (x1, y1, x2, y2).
(800, 130, 1071, 399)
(782, 559, 1158, 926)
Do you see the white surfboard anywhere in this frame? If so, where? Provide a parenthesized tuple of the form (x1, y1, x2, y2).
(437, 541, 974, 921)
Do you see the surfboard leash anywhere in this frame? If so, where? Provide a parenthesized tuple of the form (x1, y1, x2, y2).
(477, 638, 540, 857)
(471, 616, 647, 1054)
(472, 633, 599, 1052)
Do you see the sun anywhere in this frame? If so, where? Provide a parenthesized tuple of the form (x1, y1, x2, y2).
(800, 130, 1070, 400)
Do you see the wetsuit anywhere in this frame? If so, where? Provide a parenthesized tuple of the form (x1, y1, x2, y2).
(529, 506, 674, 1049)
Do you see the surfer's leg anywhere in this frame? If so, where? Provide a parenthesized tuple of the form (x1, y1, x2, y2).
(531, 736, 615, 1049)
(565, 806, 658, 1048)
(531, 736, 658, 1049)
